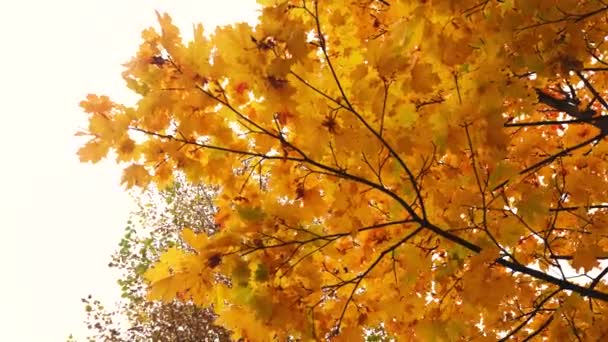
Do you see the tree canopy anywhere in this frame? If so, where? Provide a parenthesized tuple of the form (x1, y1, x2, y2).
(76, 179, 230, 341)
(78, 0, 608, 340)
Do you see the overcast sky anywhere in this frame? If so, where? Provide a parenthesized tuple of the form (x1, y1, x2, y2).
(0, 1, 257, 340)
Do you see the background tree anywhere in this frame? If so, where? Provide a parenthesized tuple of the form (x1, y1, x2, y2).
(78, 0, 608, 340)
(76, 177, 231, 342)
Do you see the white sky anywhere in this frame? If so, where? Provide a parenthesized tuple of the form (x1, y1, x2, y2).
(0, 1, 257, 340)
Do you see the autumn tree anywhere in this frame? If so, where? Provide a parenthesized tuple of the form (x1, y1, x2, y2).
(77, 178, 231, 341)
(78, 0, 608, 340)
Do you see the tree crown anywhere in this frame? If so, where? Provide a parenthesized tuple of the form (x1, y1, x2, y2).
(79, 0, 608, 340)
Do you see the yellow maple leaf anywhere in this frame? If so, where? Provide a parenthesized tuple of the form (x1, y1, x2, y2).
(571, 245, 601, 273)
(181, 228, 208, 251)
(77, 139, 109, 163)
(121, 164, 150, 188)
(410, 62, 440, 94)
(80, 94, 113, 114)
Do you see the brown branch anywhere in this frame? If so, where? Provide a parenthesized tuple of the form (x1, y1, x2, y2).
(379, 79, 390, 136)
(516, 5, 608, 31)
(522, 313, 555, 341)
(575, 70, 608, 114)
(549, 204, 608, 212)
(535, 88, 596, 120)
(504, 117, 608, 128)
(311, 0, 428, 219)
(582, 67, 608, 71)
(499, 288, 561, 341)
(424, 221, 608, 301)
(130, 127, 304, 163)
(518, 133, 603, 176)
(168, 56, 280, 143)
(329, 225, 424, 333)
(589, 266, 608, 290)
(238, 219, 414, 255)
(549, 254, 608, 260)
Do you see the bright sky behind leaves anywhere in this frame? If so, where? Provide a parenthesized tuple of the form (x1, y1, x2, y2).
(0, 1, 257, 340)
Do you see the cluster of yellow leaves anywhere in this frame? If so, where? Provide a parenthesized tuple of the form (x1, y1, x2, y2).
(79, 0, 608, 340)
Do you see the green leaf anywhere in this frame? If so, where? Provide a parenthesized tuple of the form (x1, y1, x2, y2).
(236, 206, 265, 222)
(232, 260, 251, 287)
(489, 161, 517, 189)
(254, 263, 269, 282)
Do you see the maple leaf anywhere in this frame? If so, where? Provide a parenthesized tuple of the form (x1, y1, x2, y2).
(410, 62, 440, 94)
(77, 139, 109, 163)
(571, 243, 603, 273)
(80, 94, 113, 114)
(121, 164, 151, 189)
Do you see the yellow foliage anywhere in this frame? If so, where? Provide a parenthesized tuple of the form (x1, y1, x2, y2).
(80, 0, 608, 340)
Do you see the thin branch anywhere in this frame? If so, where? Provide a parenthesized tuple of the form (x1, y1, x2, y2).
(332, 225, 424, 332)
(311, 0, 428, 219)
(518, 133, 603, 176)
(522, 313, 555, 342)
(499, 288, 561, 341)
(549, 204, 608, 212)
(576, 70, 608, 113)
(379, 79, 390, 136)
(504, 117, 608, 127)
(589, 266, 608, 289)
(238, 219, 414, 255)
